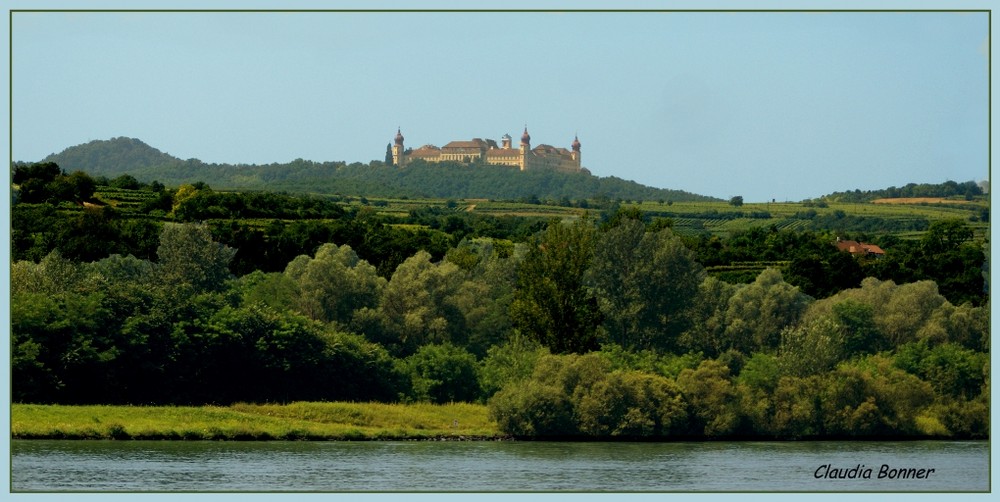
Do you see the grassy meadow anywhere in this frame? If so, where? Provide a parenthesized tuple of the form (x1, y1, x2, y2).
(11, 402, 501, 441)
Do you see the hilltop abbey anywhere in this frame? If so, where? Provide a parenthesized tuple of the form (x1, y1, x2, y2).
(390, 127, 585, 173)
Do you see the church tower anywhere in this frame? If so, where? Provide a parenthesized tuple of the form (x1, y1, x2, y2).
(519, 126, 531, 171)
(571, 134, 581, 168)
(392, 128, 406, 167)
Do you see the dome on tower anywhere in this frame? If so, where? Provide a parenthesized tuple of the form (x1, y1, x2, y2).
(572, 135, 581, 151)
(520, 127, 531, 144)
(394, 128, 404, 145)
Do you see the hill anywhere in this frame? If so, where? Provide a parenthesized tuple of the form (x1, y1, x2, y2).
(41, 137, 718, 203)
(42, 137, 183, 177)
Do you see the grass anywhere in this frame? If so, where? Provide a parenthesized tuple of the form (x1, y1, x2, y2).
(11, 402, 502, 441)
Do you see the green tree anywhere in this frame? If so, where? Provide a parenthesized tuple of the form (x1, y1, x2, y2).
(676, 359, 739, 436)
(284, 243, 385, 327)
(376, 251, 476, 354)
(770, 375, 823, 437)
(778, 317, 844, 377)
(831, 299, 885, 356)
(575, 370, 687, 437)
(894, 341, 988, 399)
(729, 195, 744, 207)
(488, 379, 576, 437)
(157, 223, 237, 291)
(586, 220, 705, 351)
(110, 173, 142, 190)
(678, 277, 740, 356)
(510, 219, 602, 354)
(12, 161, 61, 185)
(11, 291, 117, 403)
(479, 334, 549, 398)
(723, 268, 812, 353)
(399, 343, 481, 403)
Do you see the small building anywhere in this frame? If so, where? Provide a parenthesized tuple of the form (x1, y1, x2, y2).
(836, 239, 885, 258)
(390, 127, 583, 173)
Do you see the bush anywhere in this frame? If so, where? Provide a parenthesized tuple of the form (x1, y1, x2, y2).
(488, 380, 575, 437)
(575, 371, 687, 437)
(399, 344, 481, 404)
(479, 336, 548, 398)
(488, 352, 692, 438)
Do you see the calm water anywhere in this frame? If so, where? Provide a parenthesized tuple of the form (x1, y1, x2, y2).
(10, 439, 989, 492)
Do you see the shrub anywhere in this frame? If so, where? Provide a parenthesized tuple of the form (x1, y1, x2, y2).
(399, 344, 481, 404)
(488, 380, 575, 437)
(575, 371, 687, 437)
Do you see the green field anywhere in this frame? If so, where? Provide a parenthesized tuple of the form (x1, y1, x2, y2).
(12, 402, 500, 441)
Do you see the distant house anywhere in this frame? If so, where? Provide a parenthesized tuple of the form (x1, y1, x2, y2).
(835, 239, 885, 258)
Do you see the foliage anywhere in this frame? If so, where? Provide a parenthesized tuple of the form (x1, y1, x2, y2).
(723, 268, 812, 353)
(478, 335, 549, 398)
(9, 165, 990, 439)
(575, 370, 687, 437)
(510, 219, 603, 353)
(157, 223, 237, 291)
(399, 343, 481, 404)
(676, 360, 739, 437)
(893, 341, 988, 399)
(283, 243, 385, 327)
(823, 180, 984, 203)
(586, 220, 705, 351)
(11, 162, 97, 204)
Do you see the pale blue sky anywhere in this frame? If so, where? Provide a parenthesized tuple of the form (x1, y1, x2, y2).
(9, 8, 990, 202)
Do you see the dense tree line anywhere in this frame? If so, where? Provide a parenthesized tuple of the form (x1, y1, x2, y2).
(822, 180, 984, 203)
(9, 164, 990, 439)
(11, 217, 989, 438)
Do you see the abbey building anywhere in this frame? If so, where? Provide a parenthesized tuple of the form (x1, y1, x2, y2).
(390, 127, 584, 173)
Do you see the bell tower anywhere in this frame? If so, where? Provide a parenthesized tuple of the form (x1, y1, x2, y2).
(392, 128, 406, 167)
(519, 126, 531, 171)
(571, 134, 581, 168)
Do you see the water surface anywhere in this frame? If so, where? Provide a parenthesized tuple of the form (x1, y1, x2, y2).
(10, 439, 988, 492)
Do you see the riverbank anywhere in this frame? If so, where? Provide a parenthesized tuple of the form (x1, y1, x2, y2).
(11, 402, 504, 441)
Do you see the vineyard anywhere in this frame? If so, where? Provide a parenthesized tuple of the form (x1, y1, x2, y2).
(626, 199, 988, 240)
(87, 186, 988, 242)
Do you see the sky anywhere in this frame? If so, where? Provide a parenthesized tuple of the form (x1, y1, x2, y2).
(7, 6, 991, 202)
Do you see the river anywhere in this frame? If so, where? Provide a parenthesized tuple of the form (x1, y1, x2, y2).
(10, 439, 988, 492)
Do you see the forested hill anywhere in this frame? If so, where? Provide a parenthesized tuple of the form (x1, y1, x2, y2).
(41, 137, 718, 202)
(43, 137, 183, 176)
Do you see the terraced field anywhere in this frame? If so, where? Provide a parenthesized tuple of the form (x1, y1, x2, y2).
(628, 198, 988, 239)
(88, 186, 987, 242)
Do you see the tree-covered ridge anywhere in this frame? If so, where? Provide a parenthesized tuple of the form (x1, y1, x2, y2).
(39, 137, 717, 202)
(820, 180, 985, 203)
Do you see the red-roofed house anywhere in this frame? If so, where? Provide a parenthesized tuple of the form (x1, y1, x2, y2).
(836, 239, 886, 258)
